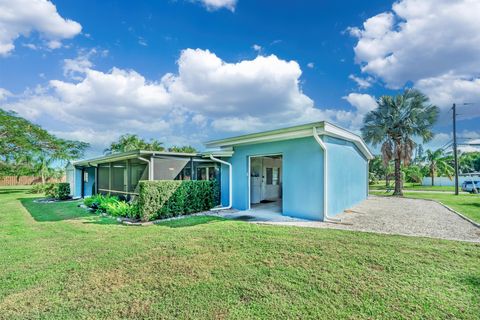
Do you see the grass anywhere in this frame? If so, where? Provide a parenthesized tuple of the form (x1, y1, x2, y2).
(370, 181, 455, 192)
(1, 187, 479, 319)
(371, 190, 480, 224)
(155, 215, 226, 228)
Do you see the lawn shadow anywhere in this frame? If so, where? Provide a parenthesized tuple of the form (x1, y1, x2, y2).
(0, 188, 31, 195)
(155, 215, 226, 228)
(464, 202, 480, 208)
(460, 275, 480, 294)
(20, 197, 92, 222)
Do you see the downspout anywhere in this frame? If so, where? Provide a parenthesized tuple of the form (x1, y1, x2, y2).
(312, 127, 341, 222)
(138, 157, 153, 180)
(208, 154, 232, 210)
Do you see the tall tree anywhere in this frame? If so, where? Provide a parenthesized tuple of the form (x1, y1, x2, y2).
(0, 109, 88, 178)
(168, 145, 197, 153)
(105, 134, 198, 155)
(104, 134, 165, 154)
(361, 89, 439, 196)
(458, 152, 480, 173)
(414, 144, 424, 164)
(425, 149, 454, 186)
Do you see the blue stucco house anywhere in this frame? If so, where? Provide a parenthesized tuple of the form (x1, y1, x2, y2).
(67, 121, 373, 221)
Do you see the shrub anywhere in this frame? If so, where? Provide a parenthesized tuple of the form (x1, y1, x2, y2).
(105, 201, 139, 219)
(83, 196, 97, 208)
(97, 195, 120, 214)
(56, 183, 71, 200)
(138, 180, 215, 221)
(44, 183, 70, 200)
(29, 184, 47, 194)
(44, 183, 56, 198)
(84, 194, 139, 219)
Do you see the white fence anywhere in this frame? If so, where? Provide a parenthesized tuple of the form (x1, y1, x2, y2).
(421, 176, 476, 186)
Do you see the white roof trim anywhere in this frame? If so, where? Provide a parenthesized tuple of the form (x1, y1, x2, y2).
(205, 121, 373, 160)
(72, 150, 199, 167)
(319, 123, 373, 160)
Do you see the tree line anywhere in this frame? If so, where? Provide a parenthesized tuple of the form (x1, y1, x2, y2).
(0, 109, 88, 183)
(0, 109, 197, 183)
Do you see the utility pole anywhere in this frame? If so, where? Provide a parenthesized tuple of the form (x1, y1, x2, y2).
(452, 103, 459, 195)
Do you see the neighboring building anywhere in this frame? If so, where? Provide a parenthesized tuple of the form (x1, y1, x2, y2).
(67, 121, 373, 221)
(421, 174, 480, 187)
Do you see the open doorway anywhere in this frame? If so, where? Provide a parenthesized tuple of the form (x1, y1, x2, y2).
(249, 155, 283, 213)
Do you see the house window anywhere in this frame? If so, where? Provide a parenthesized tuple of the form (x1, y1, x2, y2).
(83, 171, 88, 183)
(196, 165, 219, 181)
(197, 167, 207, 180)
(266, 168, 273, 185)
(266, 167, 279, 185)
(273, 168, 279, 185)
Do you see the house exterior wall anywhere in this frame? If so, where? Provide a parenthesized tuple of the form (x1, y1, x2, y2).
(325, 136, 368, 216)
(73, 167, 83, 198)
(223, 136, 325, 220)
(221, 135, 369, 220)
(220, 163, 230, 207)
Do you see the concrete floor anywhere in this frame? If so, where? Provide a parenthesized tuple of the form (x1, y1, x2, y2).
(215, 199, 309, 222)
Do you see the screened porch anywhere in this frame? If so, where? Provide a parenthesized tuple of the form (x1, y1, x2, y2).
(93, 155, 221, 198)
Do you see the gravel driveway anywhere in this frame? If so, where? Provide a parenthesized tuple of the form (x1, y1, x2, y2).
(259, 196, 480, 242)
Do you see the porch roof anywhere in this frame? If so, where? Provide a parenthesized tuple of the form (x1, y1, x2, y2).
(72, 148, 234, 167)
(72, 150, 198, 167)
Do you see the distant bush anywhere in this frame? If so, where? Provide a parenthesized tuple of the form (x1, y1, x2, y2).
(44, 183, 70, 200)
(29, 184, 47, 194)
(138, 180, 215, 222)
(44, 183, 55, 198)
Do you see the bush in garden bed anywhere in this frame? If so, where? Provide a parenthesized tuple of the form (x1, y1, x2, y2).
(44, 183, 71, 200)
(83, 194, 139, 219)
(138, 180, 215, 221)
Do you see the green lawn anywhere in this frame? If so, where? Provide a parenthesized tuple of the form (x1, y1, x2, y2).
(371, 190, 480, 224)
(1, 187, 479, 319)
(370, 181, 455, 192)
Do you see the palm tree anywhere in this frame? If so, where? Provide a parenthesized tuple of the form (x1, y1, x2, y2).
(34, 152, 55, 185)
(425, 149, 454, 186)
(104, 134, 165, 154)
(361, 89, 439, 196)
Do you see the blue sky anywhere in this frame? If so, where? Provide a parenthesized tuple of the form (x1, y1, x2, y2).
(0, 0, 479, 156)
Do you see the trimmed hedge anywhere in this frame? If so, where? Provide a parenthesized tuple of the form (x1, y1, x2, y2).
(138, 180, 216, 221)
(45, 183, 71, 200)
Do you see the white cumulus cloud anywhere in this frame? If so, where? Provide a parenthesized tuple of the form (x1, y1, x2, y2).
(0, 88, 12, 101)
(0, 0, 82, 56)
(348, 0, 480, 116)
(2, 48, 373, 151)
(348, 74, 373, 89)
(343, 93, 377, 129)
(195, 0, 237, 12)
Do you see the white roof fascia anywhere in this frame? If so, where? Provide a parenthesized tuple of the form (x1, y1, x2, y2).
(319, 122, 374, 160)
(205, 121, 373, 160)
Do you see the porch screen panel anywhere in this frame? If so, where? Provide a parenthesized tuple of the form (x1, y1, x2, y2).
(153, 158, 190, 180)
(98, 164, 109, 190)
(111, 161, 127, 192)
(129, 159, 148, 192)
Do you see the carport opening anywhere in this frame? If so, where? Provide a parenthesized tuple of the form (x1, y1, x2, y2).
(249, 155, 283, 213)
